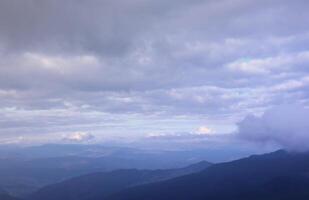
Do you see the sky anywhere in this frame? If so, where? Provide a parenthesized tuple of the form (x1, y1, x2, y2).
(0, 0, 309, 150)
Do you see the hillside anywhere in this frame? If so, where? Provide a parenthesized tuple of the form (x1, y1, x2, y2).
(28, 161, 211, 200)
(107, 150, 309, 200)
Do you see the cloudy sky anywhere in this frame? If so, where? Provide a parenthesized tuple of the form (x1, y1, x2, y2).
(0, 0, 309, 148)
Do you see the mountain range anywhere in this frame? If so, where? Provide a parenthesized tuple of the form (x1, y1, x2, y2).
(107, 150, 309, 200)
(0, 189, 19, 200)
(0, 144, 215, 197)
(4, 148, 309, 200)
(27, 161, 212, 200)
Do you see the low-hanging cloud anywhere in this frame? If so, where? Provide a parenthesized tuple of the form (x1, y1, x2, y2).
(237, 104, 309, 151)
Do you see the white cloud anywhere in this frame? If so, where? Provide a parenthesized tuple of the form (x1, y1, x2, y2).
(23, 52, 100, 74)
(270, 76, 309, 92)
(227, 58, 274, 74)
(197, 126, 214, 135)
(63, 132, 95, 142)
(226, 51, 309, 75)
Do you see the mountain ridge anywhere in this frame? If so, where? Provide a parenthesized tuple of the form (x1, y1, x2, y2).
(106, 150, 309, 200)
(27, 160, 212, 200)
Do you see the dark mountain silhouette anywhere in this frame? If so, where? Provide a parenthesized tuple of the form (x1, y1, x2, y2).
(28, 161, 211, 200)
(107, 150, 309, 200)
(0, 194, 19, 200)
(0, 189, 19, 200)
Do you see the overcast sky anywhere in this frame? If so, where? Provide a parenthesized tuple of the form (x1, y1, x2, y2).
(0, 0, 309, 148)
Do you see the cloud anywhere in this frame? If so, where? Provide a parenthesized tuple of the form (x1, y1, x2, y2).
(197, 126, 214, 135)
(236, 104, 309, 151)
(0, 0, 309, 143)
(226, 51, 309, 74)
(63, 132, 95, 142)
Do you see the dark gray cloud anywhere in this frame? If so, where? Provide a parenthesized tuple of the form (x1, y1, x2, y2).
(0, 0, 200, 54)
(0, 0, 308, 144)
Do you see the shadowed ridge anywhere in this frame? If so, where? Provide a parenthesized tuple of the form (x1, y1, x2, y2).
(0, 189, 20, 200)
(107, 149, 309, 200)
(27, 160, 212, 200)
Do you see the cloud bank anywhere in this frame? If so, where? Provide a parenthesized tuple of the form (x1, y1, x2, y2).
(237, 104, 309, 151)
(0, 0, 308, 144)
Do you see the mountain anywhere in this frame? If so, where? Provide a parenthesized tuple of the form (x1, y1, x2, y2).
(0, 193, 19, 200)
(0, 189, 19, 200)
(27, 161, 212, 200)
(0, 144, 216, 197)
(107, 150, 309, 200)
